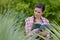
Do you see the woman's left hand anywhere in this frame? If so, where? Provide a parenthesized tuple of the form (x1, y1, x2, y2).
(39, 29, 47, 37)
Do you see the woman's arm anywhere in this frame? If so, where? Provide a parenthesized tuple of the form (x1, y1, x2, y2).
(25, 21, 39, 37)
(25, 19, 39, 37)
(26, 29, 39, 37)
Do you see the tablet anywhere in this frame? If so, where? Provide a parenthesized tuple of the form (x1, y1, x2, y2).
(31, 24, 45, 31)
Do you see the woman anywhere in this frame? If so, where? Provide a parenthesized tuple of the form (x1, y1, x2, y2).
(25, 3, 50, 39)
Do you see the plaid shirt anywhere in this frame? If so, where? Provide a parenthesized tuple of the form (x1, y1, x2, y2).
(25, 16, 50, 37)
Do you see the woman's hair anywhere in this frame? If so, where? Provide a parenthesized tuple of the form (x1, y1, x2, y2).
(34, 2, 45, 12)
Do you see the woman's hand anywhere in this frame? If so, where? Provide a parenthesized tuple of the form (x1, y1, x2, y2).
(39, 29, 47, 37)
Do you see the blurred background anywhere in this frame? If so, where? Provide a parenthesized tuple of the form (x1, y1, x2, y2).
(0, 0, 60, 24)
(0, 0, 60, 40)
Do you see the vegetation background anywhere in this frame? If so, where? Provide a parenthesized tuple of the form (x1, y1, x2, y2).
(0, 0, 60, 40)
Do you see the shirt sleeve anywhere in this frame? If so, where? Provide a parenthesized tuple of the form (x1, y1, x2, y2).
(46, 33, 50, 38)
(43, 19, 49, 24)
(45, 19, 49, 24)
(26, 29, 39, 37)
(25, 18, 30, 34)
(25, 19, 39, 36)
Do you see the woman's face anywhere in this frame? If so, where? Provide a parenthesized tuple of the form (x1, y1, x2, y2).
(34, 8, 43, 18)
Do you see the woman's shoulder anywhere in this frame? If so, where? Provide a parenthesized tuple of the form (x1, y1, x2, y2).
(41, 16, 49, 23)
(25, 16, 34, 22)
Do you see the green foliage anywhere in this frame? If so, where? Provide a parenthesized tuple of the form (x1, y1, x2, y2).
(0, 0, 60, 24)
(0, 10, 26, 40)
(0, 0, 60, 40)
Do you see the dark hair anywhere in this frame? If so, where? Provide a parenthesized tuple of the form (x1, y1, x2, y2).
(35, 3, 45, 12)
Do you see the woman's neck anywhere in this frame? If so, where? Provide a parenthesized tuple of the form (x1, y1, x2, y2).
(34, 17, 41, 24)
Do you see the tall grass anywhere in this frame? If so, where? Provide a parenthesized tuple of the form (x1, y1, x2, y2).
(0, 10, 26, 40)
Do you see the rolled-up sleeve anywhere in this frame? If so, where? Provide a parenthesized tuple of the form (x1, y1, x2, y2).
(25, 18, 39, 37)
(25, 19, 30, 34)
(26, 28, 39, 37)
